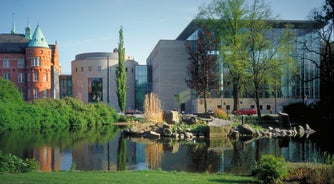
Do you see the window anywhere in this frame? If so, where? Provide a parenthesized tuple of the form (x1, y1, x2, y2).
(4, 72, 10, 80)
(43, 73, 47, 82)
(27, 72, 30, 82)
(81, 67, 84, 71)
(18, 58, 25, 68)
(34, 88, 39, 98)
(43, 89, 47, 98)
(88, 78, 103, 102)
(27, 88, 31, 98)
(75, 67, 77, 72)
(88, 66, 92, 71)
(3, 58, 10, 68)
(31, 58, 40, 66)
(18, 72, 24, 83)
(97, 66, 102, 71)
(34, 71, 38, 82)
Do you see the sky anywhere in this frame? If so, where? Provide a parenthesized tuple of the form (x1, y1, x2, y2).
(1, 0, 324, 74)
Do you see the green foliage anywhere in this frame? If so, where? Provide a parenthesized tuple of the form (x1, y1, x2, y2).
(253, 154, 288, 184)
(0, 150, 39, 173)
(0, 77, 23, 104)
(0, 85, 119, 131)
(116, 26, 127, 112)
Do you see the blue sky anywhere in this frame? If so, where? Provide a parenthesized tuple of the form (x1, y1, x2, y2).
(1, 0, 324, 74)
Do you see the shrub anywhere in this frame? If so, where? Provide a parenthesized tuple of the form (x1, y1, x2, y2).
(0, 151, 39, 173)
(213, 108, 228, 119)
(253, 154, 288, 184)
(285, 164, 334, 184)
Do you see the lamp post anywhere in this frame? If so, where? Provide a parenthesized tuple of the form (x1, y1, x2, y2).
(107, 56, 109, 104)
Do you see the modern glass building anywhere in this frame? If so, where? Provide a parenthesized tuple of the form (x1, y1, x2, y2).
(59, 75, 72, 98)
(135, 65, 152, 111)
(176, 19, 322, 100)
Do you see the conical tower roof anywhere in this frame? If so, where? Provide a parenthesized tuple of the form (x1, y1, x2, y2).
(28, 25, 49, 48)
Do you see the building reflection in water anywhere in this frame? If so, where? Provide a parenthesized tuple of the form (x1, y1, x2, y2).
(29, 146, 62, 172)
(16, 132, 325, 174)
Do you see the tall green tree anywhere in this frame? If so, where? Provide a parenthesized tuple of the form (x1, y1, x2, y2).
(197, 0, 248, 112)
(244, 0, 296, 118)
(116, 26, 127, 113)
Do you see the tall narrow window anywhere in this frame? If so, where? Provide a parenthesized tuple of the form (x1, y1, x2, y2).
(3, 58, 10, 68)
(32, 58, 40, 66)
(43, 73, 47, 82)
(34, 71, 38, 82)
(18, 58, 25, 68)
(27, 88, 31, 98)
(27, 72, 30, 82)
(34, 88, 39, 99)
(43, 89, 47, 98)
(18, 72, 24, 83)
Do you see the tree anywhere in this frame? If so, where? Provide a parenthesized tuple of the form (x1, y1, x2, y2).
(197, 0, 249, 112)
(244, 0, 295, 118)
(185, 27, 218, 113)
(116, 26, 127, 113)
(307, 0, 334, 116)
(0, 77, 23, 104)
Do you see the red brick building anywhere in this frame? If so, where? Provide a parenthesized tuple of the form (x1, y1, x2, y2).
(0, 24, 61, 101)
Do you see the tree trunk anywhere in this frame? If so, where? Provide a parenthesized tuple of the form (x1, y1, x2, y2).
(254, 82, 261, 120)
(232, 78, 240, 111)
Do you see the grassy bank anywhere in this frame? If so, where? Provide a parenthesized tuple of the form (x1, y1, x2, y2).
(0, 170, 256, 184)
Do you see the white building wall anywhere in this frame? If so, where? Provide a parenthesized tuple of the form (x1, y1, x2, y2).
(71, 52, 137, 111)
(147, 40, 189, 111)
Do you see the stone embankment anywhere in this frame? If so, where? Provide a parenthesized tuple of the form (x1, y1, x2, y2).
(122, 121, 203, 140)
(229, 123, 316, 140)
(122, 111, 316, 140)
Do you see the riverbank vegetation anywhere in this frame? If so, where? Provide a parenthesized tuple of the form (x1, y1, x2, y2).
(0, 78, 119, 132)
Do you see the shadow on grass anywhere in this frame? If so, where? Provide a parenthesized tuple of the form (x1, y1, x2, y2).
(209, 179, 257, 183)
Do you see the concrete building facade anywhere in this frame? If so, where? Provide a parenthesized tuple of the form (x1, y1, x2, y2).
(71, 51, 138, 111)
(147, 20, 323, 114)
(146, 40, 191, 111)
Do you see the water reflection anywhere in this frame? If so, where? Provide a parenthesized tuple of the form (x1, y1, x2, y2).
(0, 128, 331, 175)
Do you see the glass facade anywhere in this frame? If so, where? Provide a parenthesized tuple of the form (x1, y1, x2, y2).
(184, 21, 321, 100)
(135, 65, 152, 111)
(59, 75, 72, 98)
(88, 78, 103, 103)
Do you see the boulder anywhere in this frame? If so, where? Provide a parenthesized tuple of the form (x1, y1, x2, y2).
(237, 124, 256, 135)
(163, 110, 180, 124)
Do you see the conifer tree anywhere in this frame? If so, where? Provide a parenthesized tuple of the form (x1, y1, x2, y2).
(116, 26, 127, 113)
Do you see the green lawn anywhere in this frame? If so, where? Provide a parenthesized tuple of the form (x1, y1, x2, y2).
(0, 170, 256, 184)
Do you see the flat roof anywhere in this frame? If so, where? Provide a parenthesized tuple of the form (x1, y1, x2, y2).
(176, 19, 324, 40)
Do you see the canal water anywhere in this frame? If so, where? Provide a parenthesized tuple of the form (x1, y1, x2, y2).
(0, 126, 332, 175)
